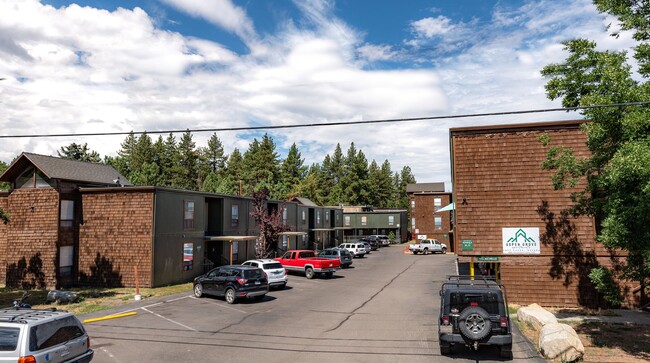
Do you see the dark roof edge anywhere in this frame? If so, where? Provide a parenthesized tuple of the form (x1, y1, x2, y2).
(449, 119, 587, 135)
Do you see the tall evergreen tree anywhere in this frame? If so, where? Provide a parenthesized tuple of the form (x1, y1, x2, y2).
(218, 148, 244, 195)
(57, 142, 101, 163)
(341, 143, 370, 205)
(115, 132, 137, 177)
(172, 130, 199, 190)
(279, 143, 306, 199)
(378, 160, 395, 208)
(297, 164, 324, 205)
(398, 166, 416, 210)
(0, 161, 10, 190)
(242, 134, 279, 196)
(367, 160, 381, 207)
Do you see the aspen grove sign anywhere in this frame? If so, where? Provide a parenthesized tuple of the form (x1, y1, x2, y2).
(502, 228, 540, 254)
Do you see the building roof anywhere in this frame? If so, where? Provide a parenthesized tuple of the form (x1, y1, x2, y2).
(290, 197, 318, 206)
(0, 152, 130, 186)
(449, 119, 587, 135)
(406, 182, 445, 193)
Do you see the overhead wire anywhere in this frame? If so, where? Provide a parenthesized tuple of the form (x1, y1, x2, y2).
(0, 101, 648, 139)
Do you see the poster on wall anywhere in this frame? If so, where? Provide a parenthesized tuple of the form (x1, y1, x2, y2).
(502, 228, 540, 254)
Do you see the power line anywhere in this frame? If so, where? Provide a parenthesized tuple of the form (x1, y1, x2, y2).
(1, 101, 648, 139)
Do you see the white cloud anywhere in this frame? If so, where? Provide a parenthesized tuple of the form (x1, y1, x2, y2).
(161, 0, 257, 45)
(411, 16, 453, 38)
(0, 0, 642, 188)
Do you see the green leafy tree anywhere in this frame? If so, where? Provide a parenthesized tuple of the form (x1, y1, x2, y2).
(57, 143, 101, 163)
(539, 0, 650, 306)
(297, 164, 324, 205)
(0, 161, 10, 190)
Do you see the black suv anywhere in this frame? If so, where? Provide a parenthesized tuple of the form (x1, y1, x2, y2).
(438, 275, 512, 358)
(194, 265, 269, 304)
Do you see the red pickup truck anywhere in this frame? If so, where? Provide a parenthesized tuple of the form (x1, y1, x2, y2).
(275, 250, 340, 279)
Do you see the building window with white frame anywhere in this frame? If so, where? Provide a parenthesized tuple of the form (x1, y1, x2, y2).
(388, 215, 394, 226)
(411, 217, 416, 229)
(344, 215, 350, 226)
(435, 216, 442, 229)
(434, 197, 442, 210)
(361, 216, 367, 226)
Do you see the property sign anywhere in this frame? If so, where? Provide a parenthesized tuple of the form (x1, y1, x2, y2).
(461, 240, 473, 251)
(502, 228, 540, 254)
(477, 256, 499, 262)
(418, 235, 427, 240)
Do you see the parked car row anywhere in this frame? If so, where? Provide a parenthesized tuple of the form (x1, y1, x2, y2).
(192, 237, 392, 305)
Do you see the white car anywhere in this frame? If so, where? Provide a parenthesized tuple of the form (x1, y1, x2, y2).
(338, 243, 367, 258)
(242, 259, 288, 289)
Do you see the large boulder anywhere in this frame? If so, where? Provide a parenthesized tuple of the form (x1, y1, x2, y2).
(517, 303, 557, 330)
(539, 323, 585, 362)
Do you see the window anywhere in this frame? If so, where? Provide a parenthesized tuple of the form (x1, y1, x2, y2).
(411, 217, 416, 229)
(344, 215, 351, 226)
(231, 205, 239, 226)
(0, 327, 19, 351)
(29, 317, 84, 351)
(316, 211, 320, 224)
(301, 210, 306, 222)
(411, 200, 415, 210)
(59, 246, 73, 277)
(435, 216, 442, 230)
(282, 235, 287, 248)
(434, 198, 442, 209)
(282, 208, 287, 223)
(361, 216, 367, 226)
(183, 201, 195, 229)
(388, 215, 394, 226)
(325, 212, 329, 222)
(60, 200, 74, 228)
(183, 243, 193, 271)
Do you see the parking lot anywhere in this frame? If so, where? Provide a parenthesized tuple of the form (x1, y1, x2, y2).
(83, 246, 544, 362)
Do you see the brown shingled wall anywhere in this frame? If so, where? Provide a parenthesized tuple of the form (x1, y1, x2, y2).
(0, 196, 7, 286)
(79, 190, 154, 288)
(452, 125, 612, 307)
(5, 188, 59, 289)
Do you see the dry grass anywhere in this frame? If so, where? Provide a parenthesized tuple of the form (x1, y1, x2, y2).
(0, 283, 193, 315)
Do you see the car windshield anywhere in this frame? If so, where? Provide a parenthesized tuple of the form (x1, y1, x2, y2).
(243, 269, 263, 279)
(263, 262, 283, 269)
(0, 327, 19, 351)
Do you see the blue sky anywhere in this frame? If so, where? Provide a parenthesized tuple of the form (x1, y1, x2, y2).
(0, 1, 638, 188)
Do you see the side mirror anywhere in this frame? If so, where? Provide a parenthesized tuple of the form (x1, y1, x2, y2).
(439, 290, 443, 296)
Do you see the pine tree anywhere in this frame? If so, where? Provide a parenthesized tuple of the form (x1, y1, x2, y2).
(367, 160, 381, 207)
(279, 143, 306, 199)
(242, 134, 279, 196)
(172, 130, 199, 190)
(57, 143, 102, 163)
(397, 166, 416, 210)
(378, 160, 394, 208)
(297, 164, 324, 204)
(219, 148, 244, 195)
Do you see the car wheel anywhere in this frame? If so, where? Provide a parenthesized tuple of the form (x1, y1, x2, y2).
(225, 288, 236, 304)
(423, 248, 428, 255)
(413, 251, 418, 255)
(442, 247, 447, 254)
(458, 306, 491, 340)
(193, 283, 203, 298)
(305, 267, 315, 279)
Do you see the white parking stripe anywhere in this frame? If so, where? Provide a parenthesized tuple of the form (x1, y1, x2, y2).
(141, 307, 197, 331)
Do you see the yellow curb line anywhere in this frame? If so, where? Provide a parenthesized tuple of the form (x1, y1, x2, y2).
(83, 311, 137, 323)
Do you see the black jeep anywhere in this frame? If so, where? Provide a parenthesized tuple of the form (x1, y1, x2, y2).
(438, 275, 512, 358)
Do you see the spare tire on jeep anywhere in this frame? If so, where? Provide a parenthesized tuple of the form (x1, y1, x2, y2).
(458, 306, 491, 340)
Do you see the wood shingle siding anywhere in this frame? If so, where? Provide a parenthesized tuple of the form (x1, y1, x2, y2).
(450, 121, 630, 307)
(4, 188, 59, 289)
(79, 190, 154, 288)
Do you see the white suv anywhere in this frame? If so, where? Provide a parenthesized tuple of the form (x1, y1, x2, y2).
(0, 307, 94, 363)
(242, 259, 288, 289)
(338, 243, 367, 258)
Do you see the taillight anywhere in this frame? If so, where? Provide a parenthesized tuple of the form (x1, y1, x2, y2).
(235, 277, 247, 285)
(500, 317, 508, 328)
(18, 357, 36, 363)
(470, 302, 478, 307)
(87, 335, 91, 348)
(264, 271, 268, 279)
(284, 269, 288, 275)
(441, 315, 450, 326)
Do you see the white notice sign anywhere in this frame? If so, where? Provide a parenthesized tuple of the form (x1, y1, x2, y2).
(502, 228, 540, 254)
